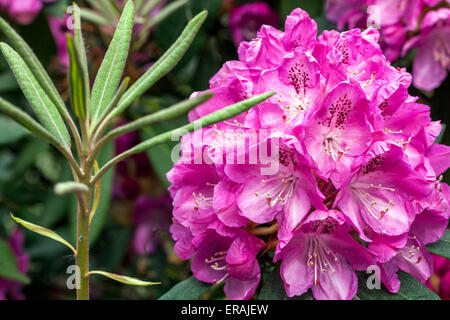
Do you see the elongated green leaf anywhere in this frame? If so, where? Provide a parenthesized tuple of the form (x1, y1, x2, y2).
(159, 276, 210, 300)
(80, 8, 110, 26)
(0, 98, 82, 177)
(356, 271, 440, 300)
(89, 161, 101, 225)
(426, 230, 450, 259)
(93, 92, 274, 184)
(90, 0, 134, 126)
(259, 266, 313, 300)
(141, 0, 164, 16)
(87, 270, 160, 286)
(135, 0, 146, 11)
(0, 238, 30, 284)
(133, 0, 188, 51)
(54, 181, 89, 195)
(109, 92, 213, 139)
(0, 43, 71, 149)
(67, 34, 86, 119)
(0, 95, 65, 148)
(72, 4, 91, 117)
(112, 10, 208, 118)
(0, 17, 69, 118)
(91, 77, 130, 135)
(10, 213, 77, 256)
(99, 0, 120, 19)
(86, 0, 106, 13)
(145, 0, 188, 30)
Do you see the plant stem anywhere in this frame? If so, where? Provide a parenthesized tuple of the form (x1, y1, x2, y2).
(75, 115, 92, 300)
(75, 185, 91, 300)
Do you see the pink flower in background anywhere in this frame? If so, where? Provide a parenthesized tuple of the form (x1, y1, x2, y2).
(113, 121, 152, 200)
(0, 229, 29, 300)
(48, 15, 71, 70)
(427, 253, 450, 299)
(167, 8, 450, 300)
(403, 8, 450, 91)
(325, 0, 450, 90)
(0, 0, 57, 25)
(229, 2, 279, 46)
(1, 0, 42, 25)
(132, 195, 172, 255)
(325, 0, 367, 30)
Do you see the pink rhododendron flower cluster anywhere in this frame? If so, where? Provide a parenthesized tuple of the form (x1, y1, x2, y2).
(0, 229, 29, 300)
(167, 8, 450, 300)
(0, 0, 56, 25)
(229, 2, 279, 46)
(325, 0, 450, 91)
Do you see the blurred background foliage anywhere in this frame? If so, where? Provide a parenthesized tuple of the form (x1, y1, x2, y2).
(0, 0, 448, 300)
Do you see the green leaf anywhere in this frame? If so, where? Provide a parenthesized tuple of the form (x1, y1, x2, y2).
(426, 230, 450, 259)
(0, 97, 65, 149)
(89, 141, 114, 244)
(0, 238, 30, 284)
(141, 0, 164, 16)
(80, 8, 110, 26)
(0, 16, 69, 119)
(356, 271, 440, 300)
(54, 181, 89, 195)
(98, 0, 120, 19)
(0, 114, 29, 145)
(259, 266, 313, 300)
(72, 4, 91, 118)
(66, 34, 87, 119)
(10, 213, 77, 256)
(90, 0, 135, 126)
(87, 270, 160, 286)
(91, 77, 130, 135)
(159, 276, 210, 300)
(0, 43, 71, 149)
(108, 92, 213, 139)
(89, 161, 101, 225)
(112, 10, 208, 118)
(154, 0, 222, 72)
(133, 0, 188, 51)
(144, 0, 188, 30)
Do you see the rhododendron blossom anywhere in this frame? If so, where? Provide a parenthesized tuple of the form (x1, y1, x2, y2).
(167, 8, 450, 300)
(325, 0, 450, 91)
